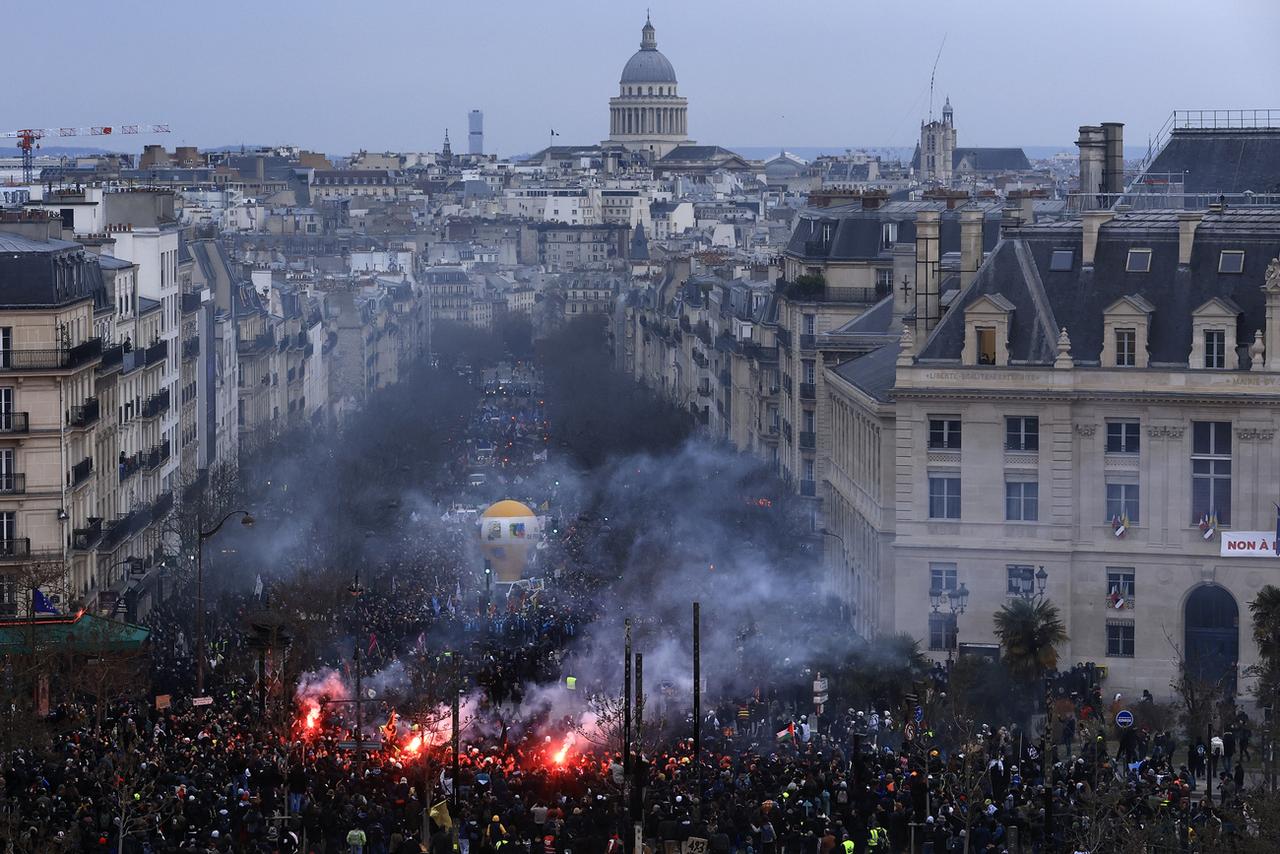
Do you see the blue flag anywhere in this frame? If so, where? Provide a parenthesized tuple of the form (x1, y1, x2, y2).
(33, 589, 57, 615)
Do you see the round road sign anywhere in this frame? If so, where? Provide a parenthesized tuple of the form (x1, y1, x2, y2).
(1115, 709, 1134, 729)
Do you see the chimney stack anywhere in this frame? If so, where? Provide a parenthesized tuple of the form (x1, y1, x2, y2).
(1102, 122, 1125, 195)
(1076, 126, 1106, 209)
(913, 210, 941, 344)
(1081, 210, 1114, 266)
(958, 208, 984, 290)
(1177, 211, 1204, 266)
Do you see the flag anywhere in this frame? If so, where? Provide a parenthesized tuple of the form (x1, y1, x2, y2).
(33, 589, 57, 615)
(253, 574, 263, 600)
(430, 800, 453, 831)
(368, 633, 379, 655)
(550, 128, 559, 137)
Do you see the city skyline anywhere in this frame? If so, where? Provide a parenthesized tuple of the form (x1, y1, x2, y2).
(5, 0, 1276, 157)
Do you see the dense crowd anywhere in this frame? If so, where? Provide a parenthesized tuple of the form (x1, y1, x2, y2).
(2, 372, 1275, 854)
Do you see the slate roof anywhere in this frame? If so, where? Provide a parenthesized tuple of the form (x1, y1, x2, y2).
(0, 232, 107, 308)
(785, 202, 1002, 262)
(658, 146, 749, 164)
(918, 208, 1280, 366)
(832, 341, 901, 402)
(1139, 128, 1280, 195)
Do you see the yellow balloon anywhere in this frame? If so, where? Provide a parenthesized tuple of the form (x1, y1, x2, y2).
(479, 500, 540, 583)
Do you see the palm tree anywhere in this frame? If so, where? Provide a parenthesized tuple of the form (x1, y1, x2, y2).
(992, 598, 1069, 683)
(1248, 584, 1280, 692)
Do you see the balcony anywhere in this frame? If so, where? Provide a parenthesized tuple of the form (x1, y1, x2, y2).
(0, 538, 31, 561)
(119, 451, 144, 482)
(100, 510, 144, 552)
(291, 331, 309, 350)
(145, 440, 171, 471)
(775, 327, 791, 350)
(697, 381, 711, 397)
(239, 330, 275, 354)
(799, 382, 816, 400)
(181, 291, 203, 313)
(99, 343, 124, 372)
(800, 333, 816, 351)
(0, 412, 29, 434)
(73, 517, 104, 551)
(68, 397, 100, 430)
(0, 337, 102, 372)
(122, 348, 144, 374)
(142, 389, 170, 420)
(692, 350, 708, 369)
(799, 431, 816, 450)
(144, 339, 168, 368)
(152, 490, 173, 519)
(799, 479, 817, 497)
(0, 473, 25, 495)
(183, 337, 200, 362)
(68, 456, 93, 489)
(782, 375, 793, 395)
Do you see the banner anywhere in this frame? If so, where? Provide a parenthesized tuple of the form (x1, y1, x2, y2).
(1219, 532, 1280, 557)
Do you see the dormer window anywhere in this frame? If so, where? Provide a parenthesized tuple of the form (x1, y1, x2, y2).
(1218, 250, 1244, 274)
(1101, 295, 1154, 368)
(961, 294, 1014, 366)
(1115, 328, 1136, 366)
(1049, 249, 1074, 272)
(1125, 248, 1152, 273)
(1204, 329, 1226, 369)
(881, 222, 898, 248)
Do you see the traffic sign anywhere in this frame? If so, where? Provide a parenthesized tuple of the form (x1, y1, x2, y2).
(1115, 709, 1134, 729)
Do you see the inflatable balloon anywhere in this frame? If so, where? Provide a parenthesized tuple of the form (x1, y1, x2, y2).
(478, 500, 539, 583)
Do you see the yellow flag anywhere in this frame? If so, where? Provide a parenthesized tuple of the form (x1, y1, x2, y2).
(430, 800, 453, 831)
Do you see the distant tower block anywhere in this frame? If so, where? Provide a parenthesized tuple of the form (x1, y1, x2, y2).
(469, 110, 484, 155)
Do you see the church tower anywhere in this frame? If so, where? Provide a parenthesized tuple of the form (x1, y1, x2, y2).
(919, 96, 956, 185)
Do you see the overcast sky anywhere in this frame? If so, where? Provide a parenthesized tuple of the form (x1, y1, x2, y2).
(8, 0, 1277, 157)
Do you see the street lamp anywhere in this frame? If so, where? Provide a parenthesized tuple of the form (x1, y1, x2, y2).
(929, 582, 969, 665)
(195, 509, 254, 695)
(1013, 565, 1049, 604)
(349, 570, 366, 761)
(819, 528, 853, 623)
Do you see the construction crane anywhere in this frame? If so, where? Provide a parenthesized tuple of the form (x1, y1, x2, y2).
(1, 123, 170, 183)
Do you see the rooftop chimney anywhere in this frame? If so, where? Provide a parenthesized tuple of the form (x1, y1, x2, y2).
(1081, 210, 1114, 266)
(1102, 122, 1125, 195)
(958, 208, 984, 290)
(1177, 211, 1203, 266)
(1076, 126, 1106, 210)
(913, 210, 941, 345)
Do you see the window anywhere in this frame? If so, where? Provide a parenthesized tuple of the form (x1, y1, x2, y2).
(1005, 416, 1039, 451)
(1049, 249, 1074, 272)
(876, 268, 893, 289)
(929, 562, 958, 592)
(1006, 565, 1034, 596)
(1106, 420, 1140, 453)
(928, 613, 957, 651)
(928, 418, 961, 449)
(881, 222, 898, 248)
(1107, 568, 1136, 599)
(977, 328, 996, 364)
(1106, 483, 1140, 523)
(1125, 248, 1152, 273)
(1191, 421, 1232, 525)
(1106, 621, 1135, 657)
(1218, 250, 1244, 274)
(1005, 480, 1039, 521)
(803, 409, 815, 432)
(928, 475, 961, 519)
(1204, 329, 1226, 369)
(1115, 328, 1136, 367)
(0, 327, 10, 369)
(804, 314, 816, 335)
(802, 360, 815, 384)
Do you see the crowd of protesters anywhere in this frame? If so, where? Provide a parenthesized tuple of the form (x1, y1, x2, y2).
(2, 368, 1276, 853)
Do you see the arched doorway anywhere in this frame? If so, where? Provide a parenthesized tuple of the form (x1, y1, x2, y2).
(1184, 584, 1239, 697)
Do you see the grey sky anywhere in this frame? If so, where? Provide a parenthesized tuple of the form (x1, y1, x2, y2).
(8, 0, 1278, 157)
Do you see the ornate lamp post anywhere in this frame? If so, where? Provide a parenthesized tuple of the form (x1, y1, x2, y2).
(929, 581, 969, 665)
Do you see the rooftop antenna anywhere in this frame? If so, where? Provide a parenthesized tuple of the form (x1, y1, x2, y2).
(927, 34, 947, 121)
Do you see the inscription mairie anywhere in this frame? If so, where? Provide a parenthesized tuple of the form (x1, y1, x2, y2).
(1236, 428, 1277, 441)
(1146, 425, 1186, 439)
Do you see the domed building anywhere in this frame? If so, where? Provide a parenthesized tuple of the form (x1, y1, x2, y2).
(607, 15, 692, 159)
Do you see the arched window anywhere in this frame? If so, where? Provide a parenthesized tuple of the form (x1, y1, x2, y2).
(648, 86, 653, 95)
